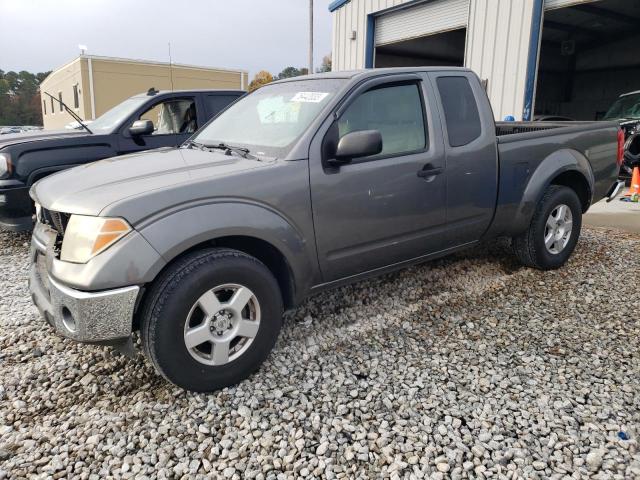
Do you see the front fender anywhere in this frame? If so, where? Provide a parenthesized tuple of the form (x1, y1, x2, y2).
(137, 201, 317, 298)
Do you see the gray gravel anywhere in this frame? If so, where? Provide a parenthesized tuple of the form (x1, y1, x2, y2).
(1, 227, 639, 479)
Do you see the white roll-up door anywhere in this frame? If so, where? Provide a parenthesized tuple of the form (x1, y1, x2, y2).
(544, 0, 599, 10)
(375, 0, 470, 47)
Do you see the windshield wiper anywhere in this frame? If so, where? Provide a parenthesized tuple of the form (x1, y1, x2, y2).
(42, 91, 93, 134)
(207, 142, 257, 160)
(183, 139, 206, 150)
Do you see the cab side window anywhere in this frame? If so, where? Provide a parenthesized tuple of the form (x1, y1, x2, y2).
(138, 98, 197, 135)
(337, 83, 427, 158)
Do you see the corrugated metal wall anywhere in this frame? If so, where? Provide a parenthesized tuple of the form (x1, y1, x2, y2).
(332, 0, 536, 119)
(465, 0, 537, 120)
(332, 0, 412, 71)
(330, 0, 604, 118)
(375, 0, 469, 46)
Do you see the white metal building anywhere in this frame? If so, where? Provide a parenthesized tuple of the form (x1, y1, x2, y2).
(330, 0, 640, 121)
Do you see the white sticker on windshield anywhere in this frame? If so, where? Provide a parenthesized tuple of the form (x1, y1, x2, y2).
(290, 92, 329, 103)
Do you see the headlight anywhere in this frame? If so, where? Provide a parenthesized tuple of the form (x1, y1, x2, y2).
(60, 215, 132, 263)
(0, 153, 11, 179)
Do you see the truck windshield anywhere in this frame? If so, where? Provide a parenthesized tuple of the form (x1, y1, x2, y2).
(603, 93, 640, 120)
(193, 79, 345, 158)
(89, 96, 151, 133)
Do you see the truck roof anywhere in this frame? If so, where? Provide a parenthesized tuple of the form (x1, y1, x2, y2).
(271, 66, 474, 84)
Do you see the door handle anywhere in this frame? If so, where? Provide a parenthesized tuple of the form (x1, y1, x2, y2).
(417, 165, 443, 179)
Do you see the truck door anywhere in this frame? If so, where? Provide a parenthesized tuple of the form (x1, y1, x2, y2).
(428, 72, 498, 245)
(309, 74, 449, 282)
(118, 96, 198, 153)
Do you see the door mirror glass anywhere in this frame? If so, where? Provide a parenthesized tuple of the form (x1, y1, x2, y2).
(334, 130, 382, 163)
(129, 119, 154, 136)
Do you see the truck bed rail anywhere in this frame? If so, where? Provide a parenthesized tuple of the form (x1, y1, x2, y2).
(495, 121, 603, 137)
(496, 122, 566, 137)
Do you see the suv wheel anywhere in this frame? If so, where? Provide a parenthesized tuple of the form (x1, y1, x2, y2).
(140, 248, 283, 392)
(512, 185, 583, 270)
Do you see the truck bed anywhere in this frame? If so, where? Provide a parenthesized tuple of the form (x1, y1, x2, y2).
(488, 120, 620, 238)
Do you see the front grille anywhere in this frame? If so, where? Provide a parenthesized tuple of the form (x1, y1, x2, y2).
(40, 208, 70, 237)
(38, 208, 69, 258)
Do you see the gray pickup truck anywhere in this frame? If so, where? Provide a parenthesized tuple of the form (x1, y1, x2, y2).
(29, 67, 622, 392)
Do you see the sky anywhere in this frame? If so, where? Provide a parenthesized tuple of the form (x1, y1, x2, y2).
(0, 0, 333, 78)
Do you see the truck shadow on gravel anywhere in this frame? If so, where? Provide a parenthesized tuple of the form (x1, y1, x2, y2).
(65, 238, 526, 401)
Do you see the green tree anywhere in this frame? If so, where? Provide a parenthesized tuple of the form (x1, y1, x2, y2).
(0, 69, 50, 126)
(275, 66, 309, 80)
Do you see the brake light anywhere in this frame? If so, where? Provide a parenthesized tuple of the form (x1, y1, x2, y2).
(617, 128, 625, 166)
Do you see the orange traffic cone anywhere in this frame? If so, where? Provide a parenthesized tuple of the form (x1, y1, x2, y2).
(626, 167, 640, 197)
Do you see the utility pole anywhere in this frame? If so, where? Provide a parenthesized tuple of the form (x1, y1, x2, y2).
(309, 0, 314, 74)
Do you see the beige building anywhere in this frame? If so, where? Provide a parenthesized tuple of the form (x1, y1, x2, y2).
(40, 55, 248, 129)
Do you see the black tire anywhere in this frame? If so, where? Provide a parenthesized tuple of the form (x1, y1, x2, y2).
(512, 185, 582, 270)
(140, 248, 283, 392)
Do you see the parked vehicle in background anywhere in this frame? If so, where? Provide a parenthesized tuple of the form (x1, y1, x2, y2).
(0, 89, 244, 231)
(0, 127, 22, 135)
(29, 67, 622, 392)
(0, 126, 43, 135)
(603, 90, 640, 178)
(65, 120, 94, 130)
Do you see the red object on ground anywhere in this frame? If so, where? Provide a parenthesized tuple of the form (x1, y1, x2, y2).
(617, 129, 625, 167)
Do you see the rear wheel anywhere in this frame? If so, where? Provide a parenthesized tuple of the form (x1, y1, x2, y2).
(512, 185, 582, 270)
(140, 248, 283, 392)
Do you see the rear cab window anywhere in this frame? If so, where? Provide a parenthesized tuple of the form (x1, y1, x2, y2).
(436, 76, 482, 147)
(204, 94, 242, 118)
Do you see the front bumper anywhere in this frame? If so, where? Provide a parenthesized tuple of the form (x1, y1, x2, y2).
(29, 228, 140, 343)
(0, 183, 33, 231)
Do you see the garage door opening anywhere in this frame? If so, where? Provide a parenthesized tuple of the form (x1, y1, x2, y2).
(375, 28, 466, 68)
(535, 0, 640, 121)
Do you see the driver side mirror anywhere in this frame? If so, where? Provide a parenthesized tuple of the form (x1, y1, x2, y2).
(330, 130, 383, 166)
(129, 119, 154, 136)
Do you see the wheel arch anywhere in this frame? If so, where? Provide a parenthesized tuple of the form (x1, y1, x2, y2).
(549, 170, 591, 213)
(192, 235, 297, 310)
(132, 234, 300, 332)
(508, 149, 594, 236)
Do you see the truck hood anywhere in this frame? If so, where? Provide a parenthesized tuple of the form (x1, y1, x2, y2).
(0, 129, 89, 149)
(32, 148, 268, 219)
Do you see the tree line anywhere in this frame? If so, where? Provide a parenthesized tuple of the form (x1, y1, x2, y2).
(248, 54, 332, 91)
(0, 70, 50, 126)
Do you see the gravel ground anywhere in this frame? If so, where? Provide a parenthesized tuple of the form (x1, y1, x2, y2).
(1, 227, 639, 479)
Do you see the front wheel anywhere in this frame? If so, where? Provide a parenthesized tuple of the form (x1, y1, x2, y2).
(140, 248, 283, 392)
(512, 185, 582, 270)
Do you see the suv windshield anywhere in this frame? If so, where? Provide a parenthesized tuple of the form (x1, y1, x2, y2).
(88, 96, 151, 133)
(193, 79, 345, 158)
(604, 93, 640, 120)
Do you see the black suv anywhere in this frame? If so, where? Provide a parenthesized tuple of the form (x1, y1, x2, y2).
(0, 89, 244, 231)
